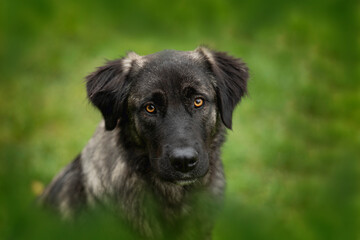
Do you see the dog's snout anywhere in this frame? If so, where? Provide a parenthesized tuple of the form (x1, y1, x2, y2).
(170, 147, 198, 173)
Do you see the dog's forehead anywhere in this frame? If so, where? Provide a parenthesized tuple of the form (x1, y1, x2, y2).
(129, 50, 215, 102)
(140, 50, 205, 76)
(144, 49, 200, 62)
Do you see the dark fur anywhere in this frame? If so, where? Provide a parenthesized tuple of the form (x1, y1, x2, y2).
(40, 47, 249, 239)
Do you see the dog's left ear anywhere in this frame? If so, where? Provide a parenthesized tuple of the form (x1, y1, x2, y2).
(197, 47, 249, 129)
(86, 52, 140, 130)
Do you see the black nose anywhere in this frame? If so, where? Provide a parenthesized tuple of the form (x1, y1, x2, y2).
(170, 147, 198, 173)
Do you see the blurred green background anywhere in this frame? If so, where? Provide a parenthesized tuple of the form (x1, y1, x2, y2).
(0, 0, 359, 239)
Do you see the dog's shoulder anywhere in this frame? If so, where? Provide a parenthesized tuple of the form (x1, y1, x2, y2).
(40, 154, 86, 218)
(40, 121, 128, 216)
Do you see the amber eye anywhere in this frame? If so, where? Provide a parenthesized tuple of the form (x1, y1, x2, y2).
(194, 98, 204, 108)
(145, 104, 156, 113)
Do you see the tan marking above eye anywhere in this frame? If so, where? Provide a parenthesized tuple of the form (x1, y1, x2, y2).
(145, 104, 156, 113)
(194, 98, 204, 108)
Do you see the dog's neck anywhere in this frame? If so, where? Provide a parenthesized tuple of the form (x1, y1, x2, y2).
(80, 120, 226, 237)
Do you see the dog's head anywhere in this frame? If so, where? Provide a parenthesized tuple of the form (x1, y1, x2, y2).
(86, 47, 249, 185)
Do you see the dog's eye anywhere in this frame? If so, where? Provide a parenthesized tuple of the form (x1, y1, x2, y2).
(194, 98, 204, 108)
(145, 104, 156, 113)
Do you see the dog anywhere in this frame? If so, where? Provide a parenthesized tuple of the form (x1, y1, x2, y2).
(40, 47, 249, 239)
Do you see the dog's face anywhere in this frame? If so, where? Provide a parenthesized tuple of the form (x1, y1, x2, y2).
(127, 51, 218, 184)
(86, 48, 249, 184)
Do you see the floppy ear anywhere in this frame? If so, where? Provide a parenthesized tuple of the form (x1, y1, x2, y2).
(86, 53, 138, 130)
(197, 47, 249, 129)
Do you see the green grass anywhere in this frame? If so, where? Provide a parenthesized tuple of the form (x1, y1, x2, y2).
(1, 0, 359, 239)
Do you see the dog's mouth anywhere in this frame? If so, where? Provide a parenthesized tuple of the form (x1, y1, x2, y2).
(174, 179, 198, 186)
(150, 153, 209, 186)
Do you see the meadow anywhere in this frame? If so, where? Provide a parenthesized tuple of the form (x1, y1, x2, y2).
(0, 0, 359, 239)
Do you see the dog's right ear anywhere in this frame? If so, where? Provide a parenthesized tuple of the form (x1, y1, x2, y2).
(86, 53, 140, 131)
(196, 47, 249, 129)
